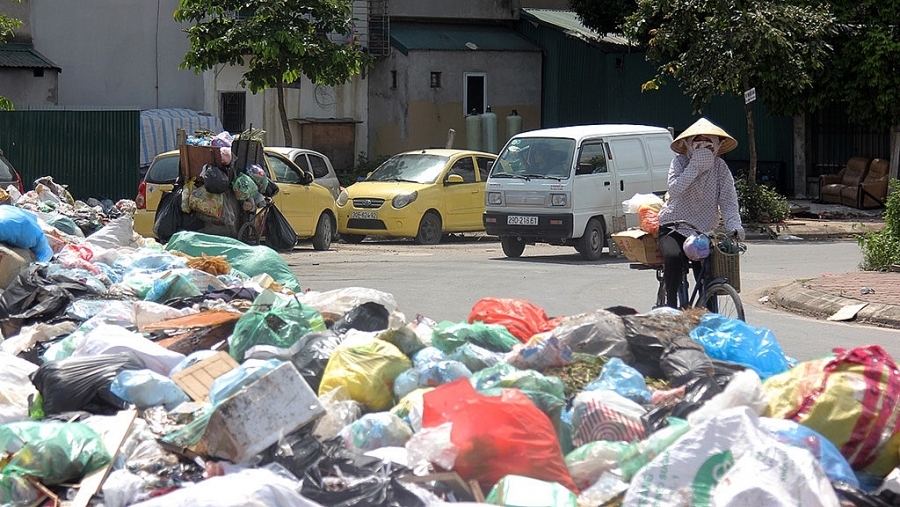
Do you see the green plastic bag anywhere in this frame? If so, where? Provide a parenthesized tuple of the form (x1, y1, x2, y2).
(229, 290, 326, 362)
(0, 421, 111, 485)
(472, 363, 566, 415)
(165, 230, 301, 291)
(432, 320, 520, 353)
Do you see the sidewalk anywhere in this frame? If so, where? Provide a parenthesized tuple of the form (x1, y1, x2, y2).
(753, 200, 900, 329)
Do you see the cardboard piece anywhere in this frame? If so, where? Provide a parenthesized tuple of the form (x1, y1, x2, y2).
(611, 229, 663, 265)
(171, 351, 239, 402)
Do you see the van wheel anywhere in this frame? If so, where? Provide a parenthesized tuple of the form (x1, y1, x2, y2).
(416, 212, 442, 245)
(578, 218, 605, 261)
(501, 236, 526, 258)
(312, 213, 333, 251)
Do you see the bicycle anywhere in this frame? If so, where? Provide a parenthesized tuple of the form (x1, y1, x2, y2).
(631, 220, 746, 321)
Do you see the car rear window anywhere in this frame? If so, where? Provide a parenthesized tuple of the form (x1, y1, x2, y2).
(0, 157, 15, 180)
(308, 155, 329, 178)
(145, 155, 180, 183)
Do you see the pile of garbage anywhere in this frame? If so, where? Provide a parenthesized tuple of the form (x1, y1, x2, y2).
(1, 185, 900, 507)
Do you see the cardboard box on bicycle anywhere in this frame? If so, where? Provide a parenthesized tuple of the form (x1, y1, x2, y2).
(612, 229, 663, 265)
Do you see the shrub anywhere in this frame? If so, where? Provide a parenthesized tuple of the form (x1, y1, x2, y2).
(735, 177, 790, 224)
(340, 152, 391, 187)
(857, 179, 900, 271)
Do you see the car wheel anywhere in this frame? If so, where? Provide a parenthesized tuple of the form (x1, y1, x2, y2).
(238, 223, 259, 245)
(500, 236, 526, 258)
(415, 212, 442, 245)
(342, 234, 366, 244)
(312, 213, 334, 251)
(578, 218, 605, 261)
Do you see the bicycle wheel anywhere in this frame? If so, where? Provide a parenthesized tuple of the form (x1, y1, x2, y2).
(702, 282, 745, 321)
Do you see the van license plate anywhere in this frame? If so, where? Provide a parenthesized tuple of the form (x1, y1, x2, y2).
(352, 211, 377, 219)
(508, 215, 538, 225)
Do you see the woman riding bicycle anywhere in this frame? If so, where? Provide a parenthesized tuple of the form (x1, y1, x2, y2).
(657, 118, 745, 309)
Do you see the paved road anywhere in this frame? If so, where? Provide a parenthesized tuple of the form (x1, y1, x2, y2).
(283, 236, 900, 362)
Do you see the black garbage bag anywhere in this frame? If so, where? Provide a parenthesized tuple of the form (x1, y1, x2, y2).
(257, 427, 324, 479)
(199, 164, 231, 194)
(659, 335, 715, 387)
(264, 204, 298, 252)
(832, 481, 897, 507)
(623, 312, 696, 380)
(333, 302, 390, 335)
(300, 437, 429, 507)
(30, 351, 145, 416)
(153, 187, 204, 242)
(0, 264, 100, 337)
(289, 330, 344, 392)
(641, 374, 723, 433)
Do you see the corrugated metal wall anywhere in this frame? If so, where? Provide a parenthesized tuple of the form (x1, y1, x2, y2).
(515, 21, 796, 193)
(0, 110, 140, 201)
(810, 103, 891, 177)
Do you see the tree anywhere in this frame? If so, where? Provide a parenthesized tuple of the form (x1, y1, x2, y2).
(175, 0, 373, 146)
(621, 0, 834, 185)
(569, 0, 635, 36)
(0, 1, 22, 110)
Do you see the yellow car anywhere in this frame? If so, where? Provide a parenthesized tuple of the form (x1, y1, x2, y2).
(134, 149, 337, 250)
(336, 149, 497, 244)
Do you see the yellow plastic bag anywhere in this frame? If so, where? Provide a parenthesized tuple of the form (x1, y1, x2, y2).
(764, 345, 900, 475)
(318, 333, 411, 411)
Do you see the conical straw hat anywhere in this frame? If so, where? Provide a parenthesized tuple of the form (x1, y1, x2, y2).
(670, 118, 738, 155)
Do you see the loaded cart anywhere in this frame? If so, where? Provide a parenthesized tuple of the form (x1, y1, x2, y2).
(154, 129, 294, 250)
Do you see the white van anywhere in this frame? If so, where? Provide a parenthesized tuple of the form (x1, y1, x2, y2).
(483, 124, 674, 260)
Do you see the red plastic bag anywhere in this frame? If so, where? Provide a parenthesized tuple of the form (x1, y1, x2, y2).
(468, 297, 553, 342)
(638, 204, 660, 234)
(422, 378, 577, 493)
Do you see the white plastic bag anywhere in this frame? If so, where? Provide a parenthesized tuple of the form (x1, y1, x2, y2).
(0, 352, 39, 424)
(622, 193, 664, 214)
(687, 369, 769, 426)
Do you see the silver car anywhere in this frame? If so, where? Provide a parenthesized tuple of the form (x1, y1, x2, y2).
(266, 147, 341, 200)
(0, 150, 24, 195)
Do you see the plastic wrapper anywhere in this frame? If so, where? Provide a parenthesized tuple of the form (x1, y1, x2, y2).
(232, 172, 259, 201)
(468, 297, 553, 342)
(432, 320, 520, 353)
(571, 389, 646, 447)
(339, 412, 414, 453)
(585, 357, 651, 404)
(313, 386, 363, 441)
(30, 351, 145, 415)
(229, 290, 326, 362)
(393, 360, 472, 400)
(0, 420, 112, 485)
(447, 342, 504, 373)
(318, 333, 411, 411)
(405, 421, 458, 471)
(422, 377, 577, 493)
(110, 369, 190, 410)
(622, 192, 664, 214)
(296, 286, 402, 328)
(507, 335, 572, 371)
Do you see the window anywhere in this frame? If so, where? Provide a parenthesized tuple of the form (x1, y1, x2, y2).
(266, 154, 303, 183)
(476, 157, 494, 181)
(464, 73, 486, 115)
(221, 92, 246, 134)
(577, 142, 608, 175)
(447, 157, 476, 183)
(308, 155, 329, 178)
(430, 72, 442, 88)
(391, 70, 397, 89)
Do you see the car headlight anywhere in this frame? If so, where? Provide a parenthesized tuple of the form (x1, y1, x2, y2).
(550, 193, 567, 206)
(392, 191, 418, 209)
(487, 192, 502, 205)
(336, 188, 349, 206)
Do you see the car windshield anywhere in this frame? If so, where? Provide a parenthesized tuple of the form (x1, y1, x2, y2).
(492, 138, 576, 179)
(146, 155, 180, 183)
(367, 154, 450, 184)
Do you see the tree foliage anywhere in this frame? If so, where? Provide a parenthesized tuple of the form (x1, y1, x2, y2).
(568, 0, 635, 36)
(175, 0, 373, 145)
(621, 0, 834, 182)
(0, 0, 22, 111)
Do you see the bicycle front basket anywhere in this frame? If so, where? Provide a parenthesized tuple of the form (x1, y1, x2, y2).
(710, 239, 742, 292)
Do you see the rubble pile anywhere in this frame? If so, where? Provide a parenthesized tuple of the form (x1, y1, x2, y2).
(1, 182, 900, 507)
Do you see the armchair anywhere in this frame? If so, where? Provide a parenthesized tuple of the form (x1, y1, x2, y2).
(841, 158, 889, 209)
(819, 157, 870, 205)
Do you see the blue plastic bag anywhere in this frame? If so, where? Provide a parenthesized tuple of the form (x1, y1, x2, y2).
(690, 313, 791, 379)
(0, 205, 53, 261)
(758, 416, 859, 487)
(110, 369, 190, 410)
(585, 357, 651, 404)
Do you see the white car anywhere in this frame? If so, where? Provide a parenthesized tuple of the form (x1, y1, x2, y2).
(266, 147, 342, 200)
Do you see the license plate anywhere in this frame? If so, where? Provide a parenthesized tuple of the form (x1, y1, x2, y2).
(352, 211, 377, 219)
(507, 215, 538, 225)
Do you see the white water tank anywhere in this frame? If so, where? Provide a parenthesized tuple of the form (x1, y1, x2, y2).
(481, 106, 498, 153)
(466, 109, 483, 151)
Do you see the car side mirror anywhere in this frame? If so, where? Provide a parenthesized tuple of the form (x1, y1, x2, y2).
(446, 174, 465, 184)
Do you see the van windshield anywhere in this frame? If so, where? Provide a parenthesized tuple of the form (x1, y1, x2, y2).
(492, 138, 576, 179)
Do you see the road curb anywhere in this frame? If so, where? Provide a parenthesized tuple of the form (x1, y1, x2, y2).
(769, 281, 900, 329)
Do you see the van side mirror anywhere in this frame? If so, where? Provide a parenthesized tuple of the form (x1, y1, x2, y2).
(446, 174, 465, 184)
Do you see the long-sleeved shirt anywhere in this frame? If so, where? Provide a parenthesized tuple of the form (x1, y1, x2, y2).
(657, 148, 743, 237)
